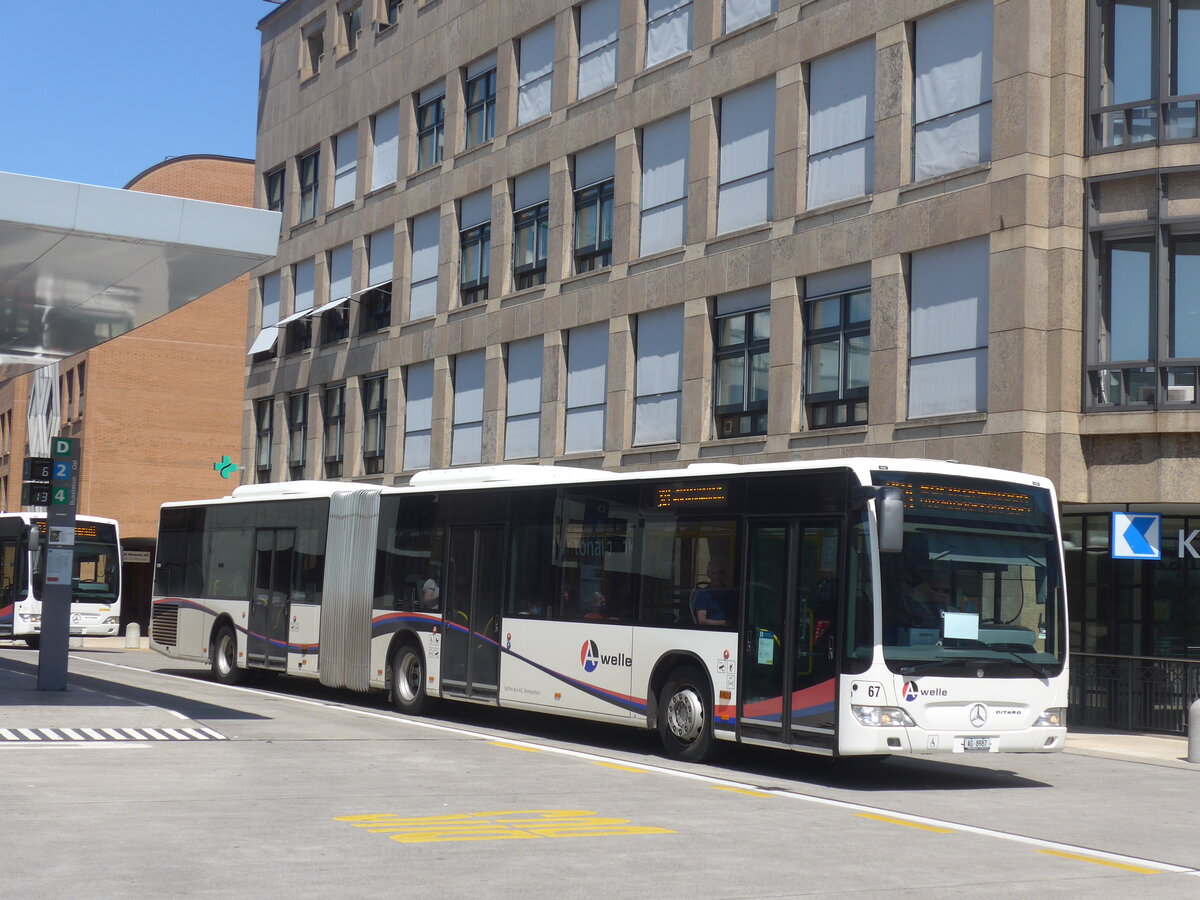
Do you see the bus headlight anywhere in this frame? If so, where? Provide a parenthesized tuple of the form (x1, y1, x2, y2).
(18, 613, 41, 624)
(103, 616, 119, 625)
(1033, 708, 1065, 727)
(852, 705, 915, 727)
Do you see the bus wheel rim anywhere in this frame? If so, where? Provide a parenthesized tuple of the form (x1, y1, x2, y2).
(399, 653, 420, 702)
(666, 687, 704, 743)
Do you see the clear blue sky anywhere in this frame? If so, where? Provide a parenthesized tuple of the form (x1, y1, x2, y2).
(1, 1, 272, 188)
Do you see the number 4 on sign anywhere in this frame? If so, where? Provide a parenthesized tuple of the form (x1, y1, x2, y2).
(51, 486, 72, 505)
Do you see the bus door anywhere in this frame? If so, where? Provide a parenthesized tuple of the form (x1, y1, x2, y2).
(442, 525, 505, 700)
(248, 527, 294, 670)
(740, 519, 841, 750)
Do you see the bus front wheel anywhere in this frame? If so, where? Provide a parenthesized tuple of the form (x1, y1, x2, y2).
(658, 666, 715, 762)
(210, 625, 243, 686)
(391, 642, 433, 715)
(22, 636, 40, 650)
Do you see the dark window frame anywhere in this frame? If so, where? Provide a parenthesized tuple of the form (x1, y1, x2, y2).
(359, 285, 393, 334)
(298, 148, 320, 222)
(362, 374, 388, 475)
(323, 384, 346, 477)
(459, 222, 491, 305)
(320, 303, 350, 345)
(265, 167, 285, 221)
(288, 391, 309, 477)
(574, 179, 614, 273)
(416, 92, 446, 171)
(255, 398, 273, 481)
(714, 306, 771, 438)
(513, 202, 549, 289)
(803, 285, 870, 429)
(1088, 0, 1200, 153)
(464, 66, 497, 149)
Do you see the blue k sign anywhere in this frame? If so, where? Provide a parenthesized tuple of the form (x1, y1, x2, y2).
(1111, 512, 1162, 560)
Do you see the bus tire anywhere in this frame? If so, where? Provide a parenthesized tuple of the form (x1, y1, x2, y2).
(210, 624, 243, 686)
(391, 642, 432, 715)
(23, 636, 40, 650)
(657, 665, 715, 762)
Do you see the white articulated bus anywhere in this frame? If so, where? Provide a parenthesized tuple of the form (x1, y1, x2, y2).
(0, 513, 122, 648)
(149, 459, 1067, 760)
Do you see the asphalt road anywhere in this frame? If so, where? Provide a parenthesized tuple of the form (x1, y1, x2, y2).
(2, 645, 1198, 899)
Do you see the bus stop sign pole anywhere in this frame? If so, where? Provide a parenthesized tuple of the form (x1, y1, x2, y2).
(37, 437, 80, 692)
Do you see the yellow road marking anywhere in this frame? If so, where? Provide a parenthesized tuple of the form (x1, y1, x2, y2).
(1036, 849, 1162, 874)
(857, 813, 955, 833)
(335, 809, 673, 843)
(711, 785, 772, 798)
(594, 762, 649, 773)
(488, 741, 540, 752)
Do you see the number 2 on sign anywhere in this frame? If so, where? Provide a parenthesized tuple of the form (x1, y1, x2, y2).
(53, 462, 70, 479)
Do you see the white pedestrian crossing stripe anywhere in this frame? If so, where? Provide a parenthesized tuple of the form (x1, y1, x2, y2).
(0, 726, 227, 743)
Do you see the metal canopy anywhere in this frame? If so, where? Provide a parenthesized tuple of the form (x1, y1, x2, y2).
(0, 171, 280, 379)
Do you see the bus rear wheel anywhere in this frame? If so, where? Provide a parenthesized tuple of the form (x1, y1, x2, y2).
(658, 665, 715, 762)
(210, 624, 243, 686)
(391, 642, 433, 715)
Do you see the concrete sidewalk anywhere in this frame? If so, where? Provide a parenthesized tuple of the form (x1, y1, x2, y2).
(0, 639, 1196, 767)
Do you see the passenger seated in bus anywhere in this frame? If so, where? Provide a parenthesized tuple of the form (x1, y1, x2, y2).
(584, 592, 616, 620)
(421, 578, 441, 611)
(691, 561, 736, 626)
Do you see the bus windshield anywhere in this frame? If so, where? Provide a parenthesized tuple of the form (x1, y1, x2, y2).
(873, 472, 1066, 676)
(32, 521, 121, 604)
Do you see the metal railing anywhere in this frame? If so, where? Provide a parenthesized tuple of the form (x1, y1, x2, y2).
(1069, 653, 1200, 735)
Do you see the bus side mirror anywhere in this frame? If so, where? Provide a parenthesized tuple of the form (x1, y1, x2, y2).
(875, 487, 904, 553)
(26, 524, 40, 553)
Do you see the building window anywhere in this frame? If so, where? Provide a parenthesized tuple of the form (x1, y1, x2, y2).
(341, 3, 362, 53)
(361, 228, 394, 334)
(908, 237, 989, 418)
(459, 190, 491, 305)
(1087, 178, 1200, 408)
(298, 148, 320, 222)
(513, 168, 550, 289)
(803, 268, 870, 429)
(518, 21, 555, 125)
(807, 39, 875, 210)
(452, 350, 486, 466)
(725, 0, 774, 33)
(714, 287, 770, 438)
(913, 0, 993, 181)
(323, 384, 346, 478)
(362, 375, 387, 475)
(76, 363, 86, 417)
(640, 113, 689, 256)
(634, 306, 683, 445)
(645, 0, 692, 68)
(265, 166, 285, 222)
(464, 57, 497, 149)
(505, 337, 543, 459)
(319, 301, 350, 344)
(383, 0, 402, 27)
(304, 26, 325, 77)
(370, 106, 400, 190)
(409, 209, 440, 320)
(256, 399, 273, 481)
(566, 321, 609, 453)
(1091, 0, 1200, 150)
(288, 392, 308, 478)
(250, 272, 282, 362)
(574, 181, 613, 273)
(333, 127, 357, 208)
(416, 84, 445, 171)
(717, 79, 775, 234)
(403, 360, 434, 470)
(578, 0, 619, 99)
(287, 258, 315, 354)
(574, 142, 615, 273)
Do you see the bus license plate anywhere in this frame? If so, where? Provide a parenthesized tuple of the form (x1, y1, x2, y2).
(962, 737, 993, 752)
